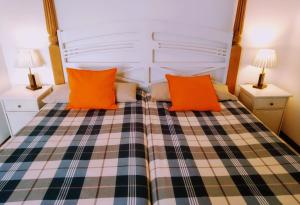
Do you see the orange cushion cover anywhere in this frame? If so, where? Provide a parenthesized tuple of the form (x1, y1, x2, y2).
(166, 74, 221, 112)
(67, 68, 117, 110)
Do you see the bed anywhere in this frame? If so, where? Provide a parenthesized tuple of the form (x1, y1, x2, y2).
(0, 91, 150, 204)
(146, 100, 300, 205)
(1, 2, 299, 204)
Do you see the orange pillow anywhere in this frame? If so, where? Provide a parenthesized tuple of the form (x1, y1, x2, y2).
(166, 74, 221, 112)
(67, 68, 117, 110)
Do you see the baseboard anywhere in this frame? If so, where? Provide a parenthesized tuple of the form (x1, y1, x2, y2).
(279, 132, 300, 154)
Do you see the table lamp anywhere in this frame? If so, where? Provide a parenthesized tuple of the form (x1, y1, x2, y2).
(252, 49, 277, 89)
(16, 49, 44, 90)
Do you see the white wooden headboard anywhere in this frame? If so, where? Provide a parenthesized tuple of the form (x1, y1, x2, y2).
(58, 21, 233, 87)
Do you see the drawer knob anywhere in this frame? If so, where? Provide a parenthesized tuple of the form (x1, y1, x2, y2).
(18, 105, 22, 108)
(270, 102, 274, 106)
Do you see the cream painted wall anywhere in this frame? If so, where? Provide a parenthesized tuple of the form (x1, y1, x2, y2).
(55, 0, 237, 32)
(0, 0, 54, 85)
(238, 0, 300, 144)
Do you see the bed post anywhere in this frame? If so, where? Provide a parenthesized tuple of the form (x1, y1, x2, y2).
(226, 0, 247, 94)
(43, 0, 65, 85)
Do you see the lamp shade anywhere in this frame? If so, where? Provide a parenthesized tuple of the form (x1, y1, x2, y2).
(253, 49, 277, 69)
(16, 49, 44, 68)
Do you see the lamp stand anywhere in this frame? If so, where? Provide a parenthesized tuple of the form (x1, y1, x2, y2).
(27, 67, 42, 90)
(253, 67, 267, 89)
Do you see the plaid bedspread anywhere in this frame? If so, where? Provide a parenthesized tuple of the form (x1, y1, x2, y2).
(1, 92, 300, 205)
(0, 91, 150, 205)
(146, 100, 300, 205)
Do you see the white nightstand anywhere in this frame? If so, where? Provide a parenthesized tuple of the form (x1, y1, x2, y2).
(239, 84, 292, 134)
(1, 85, 52, 137)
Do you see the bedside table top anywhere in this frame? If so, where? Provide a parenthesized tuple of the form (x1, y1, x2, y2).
(0, 85, 52, 100)
(240, 84, 292, 98)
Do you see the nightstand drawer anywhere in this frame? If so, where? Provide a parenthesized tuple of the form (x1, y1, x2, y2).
(1, 85, 52, 137)
(254, 97, 287, 109)
(6, 112, 37, 135)
(3, 99, 39, 112)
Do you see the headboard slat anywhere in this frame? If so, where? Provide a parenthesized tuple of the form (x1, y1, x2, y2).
(58, 21, 233, 88)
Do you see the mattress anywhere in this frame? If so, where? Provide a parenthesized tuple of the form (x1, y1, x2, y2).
(0, 91, 150, 204)
(146, 100, 300, 205)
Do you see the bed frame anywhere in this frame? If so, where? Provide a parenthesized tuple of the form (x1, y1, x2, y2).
(43, 0, 247, 93)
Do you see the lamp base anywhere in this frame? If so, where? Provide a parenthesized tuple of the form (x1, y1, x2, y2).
(253, 84, 267, 89)
(26, 85, 42, 91)
(253, 73, 267, 89)
(27, 73, 42, 91)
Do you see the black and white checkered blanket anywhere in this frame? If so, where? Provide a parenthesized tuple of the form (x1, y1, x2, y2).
(146, 100, 300, 205)
(0, 91, 150, 204)
(1, 91, 299, 205)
